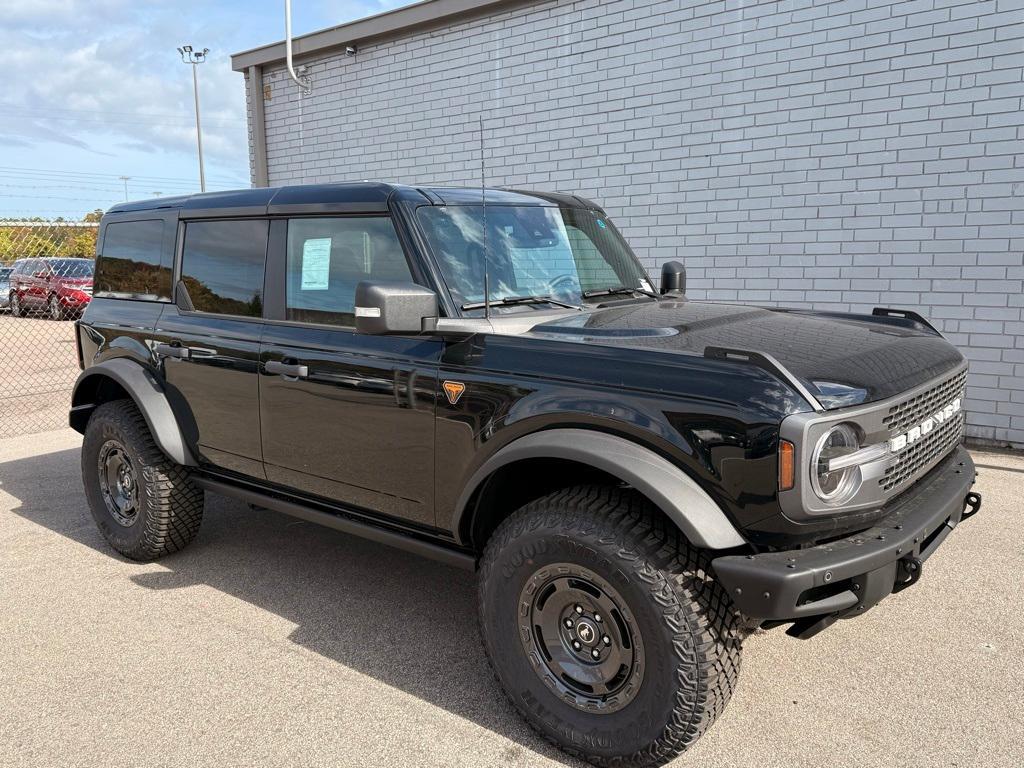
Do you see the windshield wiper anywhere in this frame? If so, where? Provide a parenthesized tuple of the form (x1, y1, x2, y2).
(461, 295, 582, 311)
(582, 286, 659, 300)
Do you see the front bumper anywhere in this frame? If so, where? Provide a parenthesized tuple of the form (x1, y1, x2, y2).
(59, 292, 92, 309)
(713, 446, 979, 637)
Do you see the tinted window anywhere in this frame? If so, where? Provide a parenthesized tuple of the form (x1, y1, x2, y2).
(48, 259, 94, 278)
(285, 217, 411, 326)
(181, 219, 268, 317)
(95, 220, 170, 300)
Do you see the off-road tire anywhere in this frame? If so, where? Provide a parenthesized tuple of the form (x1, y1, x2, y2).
(82, 399, 204, 561)
(478, 485, 744, 767)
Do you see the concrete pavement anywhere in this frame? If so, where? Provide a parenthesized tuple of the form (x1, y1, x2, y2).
(1, 429, 1021, 767)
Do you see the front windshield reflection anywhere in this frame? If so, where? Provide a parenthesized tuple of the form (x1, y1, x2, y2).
(416, 205, 652, 313)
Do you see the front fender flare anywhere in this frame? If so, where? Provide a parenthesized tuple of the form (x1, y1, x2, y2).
(455, 428, 746, 550)
(70, 358, 195, 466)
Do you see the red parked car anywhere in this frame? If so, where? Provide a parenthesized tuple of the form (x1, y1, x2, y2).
(8, 257, 94, 320)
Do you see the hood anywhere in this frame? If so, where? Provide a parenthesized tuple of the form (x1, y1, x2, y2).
(528, 300, 964, 408)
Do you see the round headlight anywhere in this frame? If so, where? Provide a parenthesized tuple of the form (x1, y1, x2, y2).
(810, 423, 861, 504)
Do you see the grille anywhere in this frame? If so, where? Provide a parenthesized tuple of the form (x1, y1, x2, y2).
(880, 369, 967, 493)
(882, 369, 967, 434)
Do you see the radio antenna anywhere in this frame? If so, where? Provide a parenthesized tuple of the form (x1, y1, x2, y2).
(479, 115, 491, 320)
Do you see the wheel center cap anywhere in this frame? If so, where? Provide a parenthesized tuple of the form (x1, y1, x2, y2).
(575, 619, 597, 645)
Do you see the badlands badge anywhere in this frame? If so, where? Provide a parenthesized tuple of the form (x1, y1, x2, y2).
(443, 380, 466, 405)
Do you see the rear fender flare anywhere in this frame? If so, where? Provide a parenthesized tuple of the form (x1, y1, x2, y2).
(70, 358, 195, 466)
(456, 428, 746, 550)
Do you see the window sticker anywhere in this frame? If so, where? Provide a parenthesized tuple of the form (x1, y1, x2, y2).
(596, 219, 607, 229)
(301, 238, 331, 290)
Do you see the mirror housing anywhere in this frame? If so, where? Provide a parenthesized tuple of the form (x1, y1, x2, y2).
(660, 260, 686, 295)
(355, 281, 439, 335)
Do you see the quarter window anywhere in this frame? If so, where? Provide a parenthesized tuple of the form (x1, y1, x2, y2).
(95, 220, 169, 300)
(285, 217, 412, 326)
(180, 219, 268, 317)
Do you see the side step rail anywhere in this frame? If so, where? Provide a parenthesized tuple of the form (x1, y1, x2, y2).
(192, 476, 477, 571)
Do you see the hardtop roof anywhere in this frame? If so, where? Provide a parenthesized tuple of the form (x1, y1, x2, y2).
(105, 183, 602, 217)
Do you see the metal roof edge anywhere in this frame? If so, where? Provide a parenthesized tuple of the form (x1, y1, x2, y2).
(231, 0, 532, 72)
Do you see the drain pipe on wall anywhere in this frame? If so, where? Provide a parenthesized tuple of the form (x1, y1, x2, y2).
(285, 0, 313, 95)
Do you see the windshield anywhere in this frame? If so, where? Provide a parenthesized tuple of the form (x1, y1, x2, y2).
(416, 205, 653, 313)
(49, 259, 94, 278)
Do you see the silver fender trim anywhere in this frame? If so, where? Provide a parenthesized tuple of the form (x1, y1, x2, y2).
(457, 428, 746, 550)
(70, 358, 196, 466)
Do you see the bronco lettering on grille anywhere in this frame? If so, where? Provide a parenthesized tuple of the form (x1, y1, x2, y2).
(889, 398, 962, 453)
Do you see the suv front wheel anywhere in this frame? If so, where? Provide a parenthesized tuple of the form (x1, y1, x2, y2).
(82, 399, 204, 560)
(478, 486, 744, 767)
(48, 293, 64, 320)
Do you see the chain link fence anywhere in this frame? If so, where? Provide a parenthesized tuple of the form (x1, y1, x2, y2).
(1, 220, 98, 437)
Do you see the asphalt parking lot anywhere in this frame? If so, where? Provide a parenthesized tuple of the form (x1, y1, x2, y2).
(1, 429, 1021, 768)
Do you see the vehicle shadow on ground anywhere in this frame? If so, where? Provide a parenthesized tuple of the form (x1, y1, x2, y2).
(3, 447, 580, 766)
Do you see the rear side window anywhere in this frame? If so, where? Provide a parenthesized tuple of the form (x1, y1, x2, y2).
(95, 220, 170, 300)
(285, 217, 412, 326)
(180, 219, 268, 317)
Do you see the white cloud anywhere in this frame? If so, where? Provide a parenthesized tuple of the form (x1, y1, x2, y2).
(0, 0, 251, 180)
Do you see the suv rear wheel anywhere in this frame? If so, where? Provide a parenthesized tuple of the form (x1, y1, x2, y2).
(478, 486, 743, 767)
(10, 292, 21, 317)
(82, 399, 204, 560)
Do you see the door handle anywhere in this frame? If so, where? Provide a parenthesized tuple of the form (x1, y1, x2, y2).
(155, 342, 191, 360)
(265, 360, 309, 379)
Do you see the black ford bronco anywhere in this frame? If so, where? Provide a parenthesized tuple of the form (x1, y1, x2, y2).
(72, 184, 980, 767)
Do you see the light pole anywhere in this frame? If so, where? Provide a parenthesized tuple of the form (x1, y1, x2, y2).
(177, 45, 209, 193)
(119, 176, 130, 201)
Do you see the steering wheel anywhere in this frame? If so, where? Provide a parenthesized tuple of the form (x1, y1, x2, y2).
(546, 274, 579, 296)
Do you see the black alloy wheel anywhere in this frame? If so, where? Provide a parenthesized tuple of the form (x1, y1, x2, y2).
(97, 440, 140, 527)
(519, 564, 643, 713)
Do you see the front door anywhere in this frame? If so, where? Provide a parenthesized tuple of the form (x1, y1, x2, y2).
(259, 214, 441, 526)
(156, 217, 269, 478)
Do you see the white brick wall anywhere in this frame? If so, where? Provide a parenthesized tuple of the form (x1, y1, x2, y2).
(249, 0, 1024, 447)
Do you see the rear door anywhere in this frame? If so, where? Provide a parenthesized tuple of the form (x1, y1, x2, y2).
(22, 259, 45, 309)
(155, 217, 269, 479)
(259, 215, 442, 526)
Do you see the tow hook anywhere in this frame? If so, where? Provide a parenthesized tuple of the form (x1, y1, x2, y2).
(962, 491, 982, 521)
(893, 556, 923, 594)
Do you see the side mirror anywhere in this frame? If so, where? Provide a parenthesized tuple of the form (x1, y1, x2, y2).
(355, 281, 439, 335)
(660, 260, 686, 295)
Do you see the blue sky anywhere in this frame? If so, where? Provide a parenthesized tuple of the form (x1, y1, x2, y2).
(1, 0, 416, 219)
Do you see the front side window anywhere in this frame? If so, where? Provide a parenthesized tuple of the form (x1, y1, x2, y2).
(95, 220, 169, 300)
(285, 216, 412, 327)
(415, 205, 651, 313)
(180, 219, 268, 317)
